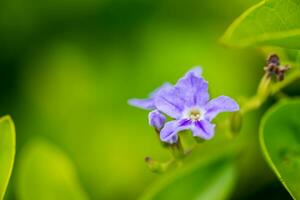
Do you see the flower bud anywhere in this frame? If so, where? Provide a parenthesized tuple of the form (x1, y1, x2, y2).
(148, 110, 166, 130)
(230, 111, 243, 135)
(144, 157, 164, 173)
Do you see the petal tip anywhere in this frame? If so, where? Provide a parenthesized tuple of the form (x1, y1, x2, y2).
(128, 98, 142, 107)
(187, 66, 203, 77)
(127, 98, 155, 110)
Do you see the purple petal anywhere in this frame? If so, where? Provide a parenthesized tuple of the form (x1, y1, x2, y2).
(128, 82, 173, 110)
(160, 119, 192, 144)
(149, 82, 173, 97)
(128, 98, 155, 110)
(204, 95, 239, 121)
(148, 110, 166, 130)
(175, 72, 209, 107)
(154, 87, 185, 119)
(178, 118, 192, 126)
(192, 120, 215, 140)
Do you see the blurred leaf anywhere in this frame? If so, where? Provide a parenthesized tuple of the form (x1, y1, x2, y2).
(17, 139, 89, 200)
(260, 99, 300, 199)
(221, 0, 300, 49)
(140, 157, 236, 200)
(0, 116, 15, 200)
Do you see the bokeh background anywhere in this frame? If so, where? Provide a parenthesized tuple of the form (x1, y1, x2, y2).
(0, 0, 293, 199)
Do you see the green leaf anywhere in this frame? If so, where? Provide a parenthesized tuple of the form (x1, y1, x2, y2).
(260, 99, 300, 199)
(16, 139, 88, 200)
(0, 116, 15, 200)
(140, 157, 236, 200)
(221, 0, 300, 49)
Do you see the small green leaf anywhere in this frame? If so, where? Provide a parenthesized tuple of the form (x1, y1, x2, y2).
(221, 0, 300, 49)
(140, 157, 236, 200)
(0, 116, 15, 200)
(16, 139, 88, 200)
(260, 99, 300, 199)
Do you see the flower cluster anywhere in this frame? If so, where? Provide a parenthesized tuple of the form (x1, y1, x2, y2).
(128, 67, 239, 144)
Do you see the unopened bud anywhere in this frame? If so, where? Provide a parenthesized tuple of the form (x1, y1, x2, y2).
(145, 157, 164, 173)
(230, 111, 243, 135)
(148, 110, 166, 130)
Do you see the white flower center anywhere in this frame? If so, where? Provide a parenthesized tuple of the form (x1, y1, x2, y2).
(182, 107, 205, 121)
(188, 108, 202, 121)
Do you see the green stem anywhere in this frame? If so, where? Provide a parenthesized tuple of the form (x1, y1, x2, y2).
(271, 70, 300, 94)
(241, 69, 300, 115)
(226, 69, 300, 139)
(169, 137, 185, 160)
(241, 74, 271, 114)
(145, 157, 177, 173)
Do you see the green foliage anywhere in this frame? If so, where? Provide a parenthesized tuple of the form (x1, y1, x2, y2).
(140, 156, 236, 200)
(16, 139, 88, 200)
(260, 99, 300, 199)
(0, 0, 294, 199)
(222, 0, 300, 49)
(0, 116, 15, 200)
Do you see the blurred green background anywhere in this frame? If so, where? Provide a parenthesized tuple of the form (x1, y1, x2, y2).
(0, 0, 292, 199)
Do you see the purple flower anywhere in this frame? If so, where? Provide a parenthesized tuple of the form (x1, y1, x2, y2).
(128, 66, 237, 144)
(128, 67, 203, 130)
(155, 71, 239, 144)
